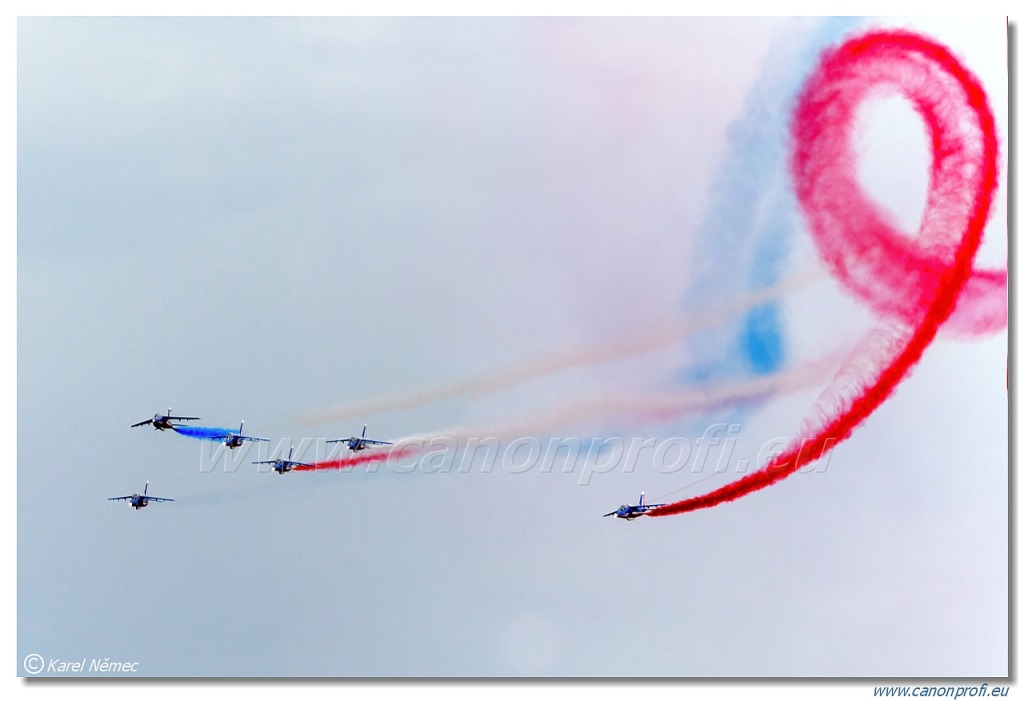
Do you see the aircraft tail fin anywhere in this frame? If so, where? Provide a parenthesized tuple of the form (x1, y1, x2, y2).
(639, 491, 645, 508)
(362, 423, 367, 438)
(144, 481, 150, 496)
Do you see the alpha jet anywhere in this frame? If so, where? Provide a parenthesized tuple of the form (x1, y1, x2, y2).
(211, 420, 269, 449)
(108, 482, 174, 510)
(603, 492, 667, 521)
(131, 407, 200, 431)
(253, 444, 314, 474)
(326, 424, 392, 452)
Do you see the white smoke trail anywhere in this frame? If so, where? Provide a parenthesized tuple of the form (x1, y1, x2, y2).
(302, 266, 826, 425)
(383, 349, 843, 449)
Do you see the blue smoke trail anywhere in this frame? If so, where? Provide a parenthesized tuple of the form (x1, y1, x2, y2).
(680, 18, 859, 393)
(173, 425, 233, 441)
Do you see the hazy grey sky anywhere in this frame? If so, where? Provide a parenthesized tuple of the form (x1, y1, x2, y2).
(16, 16, 1008, 683)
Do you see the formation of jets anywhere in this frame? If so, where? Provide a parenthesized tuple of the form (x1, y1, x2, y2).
(119, 407, 659, 519)
(113, 410, 396, 509)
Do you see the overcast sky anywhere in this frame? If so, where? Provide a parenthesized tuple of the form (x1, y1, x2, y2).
(16, 16, 1008, 682)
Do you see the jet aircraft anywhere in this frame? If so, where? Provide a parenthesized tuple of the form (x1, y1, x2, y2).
(252, 444, 314, 474)
(108, 482, 174, 510)
(326, 424, 392, 452)
(603, 492, 667, 520)
(131, 407, 200, 431)
(216, 420, 269, 449)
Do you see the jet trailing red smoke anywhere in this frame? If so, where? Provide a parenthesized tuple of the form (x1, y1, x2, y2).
(651, 29, 1001, 517)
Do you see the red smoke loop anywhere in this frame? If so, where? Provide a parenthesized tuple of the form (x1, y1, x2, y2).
(651, 30, 1000, 517)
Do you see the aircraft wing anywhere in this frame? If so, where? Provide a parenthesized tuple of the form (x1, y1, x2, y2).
(130, 419, 153, 428)
(146, 497, 174, 503)
(108, 495, 134, 501)
(362, 439, 392, 446)
(602, 511, 618, 517)
(325, 436, 356, 444)
(240, 435, 269, 443)
(168, 416, 200, 422)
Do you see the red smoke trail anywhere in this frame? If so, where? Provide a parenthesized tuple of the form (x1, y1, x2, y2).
(293, 444, 421, 472)
(651, 30, 1000, 517)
